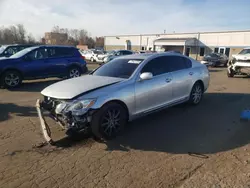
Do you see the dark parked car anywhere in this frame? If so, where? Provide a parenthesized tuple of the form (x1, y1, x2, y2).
(201, 53, 228, 67)
(0, 45, 87, 88)
(0, 44, 34, 58)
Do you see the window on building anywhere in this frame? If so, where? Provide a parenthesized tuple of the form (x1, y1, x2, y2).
(199, 47, 205, 56)
(214, 48, 219, 53)
(225, 48, 230, 57)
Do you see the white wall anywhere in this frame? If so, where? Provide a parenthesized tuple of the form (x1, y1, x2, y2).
(105, 31, 250, 49)
(105, 36, 140, 46)
(199, 31, 250, 47)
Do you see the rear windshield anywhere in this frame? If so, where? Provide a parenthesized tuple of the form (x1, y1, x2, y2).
(0, 46, 7, 54)
(92, 58, 143, 79)
(239, 49, 250, 55)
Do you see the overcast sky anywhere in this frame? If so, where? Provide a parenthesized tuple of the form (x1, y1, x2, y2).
(0, 0, 250, 39)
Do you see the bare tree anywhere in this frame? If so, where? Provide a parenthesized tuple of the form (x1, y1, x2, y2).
(50, 26, 96, 48)
(0, 24, 40, 45)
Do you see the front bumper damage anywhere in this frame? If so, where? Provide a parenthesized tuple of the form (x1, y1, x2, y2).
(228, 61, 250, 75)
(36, 99, 94, 144)
(36, 99, 54, 144)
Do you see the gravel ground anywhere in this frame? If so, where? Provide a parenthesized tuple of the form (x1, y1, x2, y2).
(0, 66, 249, 188)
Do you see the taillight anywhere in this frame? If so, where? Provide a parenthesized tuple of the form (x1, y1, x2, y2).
(81, 56, 85, 60)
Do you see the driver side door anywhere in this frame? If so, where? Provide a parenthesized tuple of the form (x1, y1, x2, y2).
(20, 48, 49, 78)
(134, 56, 174, 115)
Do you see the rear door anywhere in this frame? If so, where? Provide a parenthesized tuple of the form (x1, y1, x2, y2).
(166, 56, 193, 101)
(135, 56, 174, 114)
(45, 47, 77, 76)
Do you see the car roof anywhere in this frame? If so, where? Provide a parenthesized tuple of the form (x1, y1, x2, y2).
(37, 45, 76, 48)
(0, 44, 33, 47)
(118, 52, 184, 60)
(118, 53, 155, 60)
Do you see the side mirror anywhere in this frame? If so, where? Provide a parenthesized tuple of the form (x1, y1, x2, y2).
(139, 72, 153, 81)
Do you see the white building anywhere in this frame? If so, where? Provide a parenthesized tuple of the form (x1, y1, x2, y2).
(104, 30, 250, 60)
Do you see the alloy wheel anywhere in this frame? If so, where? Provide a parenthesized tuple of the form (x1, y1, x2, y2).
(69, 69, 80, 78)
(192, 84, 202, 104)
(101, 109, 121, 137)
(4, 73, 20, 87)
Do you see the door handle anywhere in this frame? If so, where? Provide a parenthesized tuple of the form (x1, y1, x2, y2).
(166, 77, 172, 83)
(189, 72, 194, 75)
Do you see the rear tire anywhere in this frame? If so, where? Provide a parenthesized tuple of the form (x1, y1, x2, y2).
(1, 70, 22, 89)
(67, 66, 81, 79)
(91, 102, 128, 141)
(189, 82, 203, 105)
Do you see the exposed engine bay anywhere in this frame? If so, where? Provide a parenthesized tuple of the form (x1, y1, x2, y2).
(39, 96, 95, 136)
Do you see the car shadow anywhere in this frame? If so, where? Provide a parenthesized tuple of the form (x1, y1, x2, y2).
(6, 79, 59, 92)
(208, 68, 224, 72)
(53, 92, 250, 155)
(5, 70, 94, 93)
(0, 103, 37, 122)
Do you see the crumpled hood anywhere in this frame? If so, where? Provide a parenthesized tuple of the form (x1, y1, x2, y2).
(41, 75, 125, 99)
(232, 53, 250, 60)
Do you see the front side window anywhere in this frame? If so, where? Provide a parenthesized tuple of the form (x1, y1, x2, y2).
(92, 58, 143, 79)
(26, 48, 48, 60)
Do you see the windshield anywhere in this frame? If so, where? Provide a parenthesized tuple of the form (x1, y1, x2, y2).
(9, 47, 35, 58)
(92, 58, 143, 78)
(239, 49, 250, 55)
(0, 46, 7, 54)
(107, 50, 116, 55)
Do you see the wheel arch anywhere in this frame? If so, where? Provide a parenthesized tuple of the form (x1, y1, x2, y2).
(101, 99, 130, 121)
(1, 68, 23, 78)
(68, 64, 82, 73)
(194, 80, 205, 92)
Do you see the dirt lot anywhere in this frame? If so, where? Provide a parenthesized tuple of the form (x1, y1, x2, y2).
(0, 65, 250, 188)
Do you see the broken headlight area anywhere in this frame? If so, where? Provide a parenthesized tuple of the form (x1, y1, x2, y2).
(40, 97, 96, 133)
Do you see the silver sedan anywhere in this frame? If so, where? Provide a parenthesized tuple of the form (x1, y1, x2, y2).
(36, 52, 210, 143)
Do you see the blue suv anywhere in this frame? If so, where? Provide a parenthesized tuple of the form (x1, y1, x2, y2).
(0, 45, 88, 88)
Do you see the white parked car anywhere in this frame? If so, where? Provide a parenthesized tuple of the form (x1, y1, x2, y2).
(104, 50, 134, 63)
(227, 47, 250, 77)
(83, 50, 102, 61)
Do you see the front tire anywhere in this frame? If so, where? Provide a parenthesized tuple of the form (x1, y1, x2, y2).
(189, 82, 203, 105)
(91, 102, 128, 141)
(227, 69, 234, 77)
(1, 70, 22, 88)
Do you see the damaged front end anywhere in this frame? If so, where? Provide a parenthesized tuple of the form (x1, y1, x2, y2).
(36, 96, 96, 144)
(228, 58, 250, 75)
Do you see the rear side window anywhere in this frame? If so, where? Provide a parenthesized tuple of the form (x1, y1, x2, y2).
(163, 56, 191, 72)
(141, 56, 170, 76)
(183, 57, 192, 68)
(122, 51, 133, 55)
(49, 47, 76, 58)
(165, 56, 186, 72)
